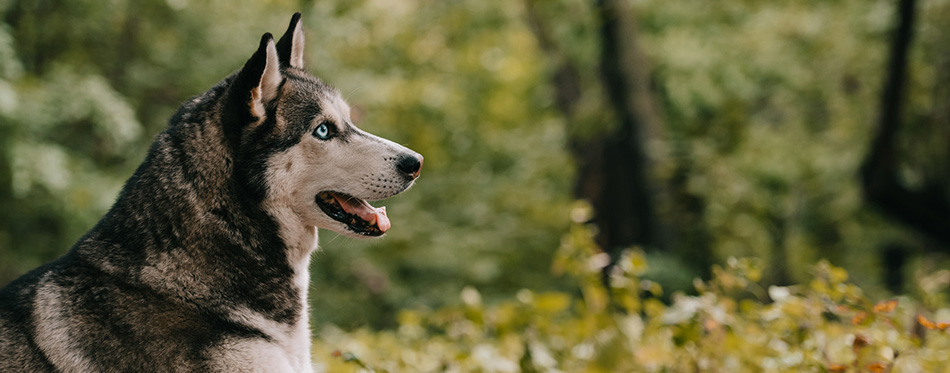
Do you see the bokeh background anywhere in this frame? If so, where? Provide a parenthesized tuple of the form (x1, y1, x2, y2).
(1, 0, 948, 335)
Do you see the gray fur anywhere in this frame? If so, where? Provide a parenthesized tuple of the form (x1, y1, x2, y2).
(0, 13, 421, 372)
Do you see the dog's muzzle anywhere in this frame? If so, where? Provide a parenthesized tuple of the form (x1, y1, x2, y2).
(315, 191, 390, 236)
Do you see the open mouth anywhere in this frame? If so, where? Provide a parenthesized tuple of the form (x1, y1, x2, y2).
(315, 191, 391, 236)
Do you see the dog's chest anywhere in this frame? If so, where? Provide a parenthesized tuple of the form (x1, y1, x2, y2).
(216, 250, 315, 371)
(222, 287, 313, 371)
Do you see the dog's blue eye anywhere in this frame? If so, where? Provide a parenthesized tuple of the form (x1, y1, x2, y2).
(314, 122, 331, 140)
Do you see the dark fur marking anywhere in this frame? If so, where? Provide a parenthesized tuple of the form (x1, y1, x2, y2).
(275, 12, 303, 69)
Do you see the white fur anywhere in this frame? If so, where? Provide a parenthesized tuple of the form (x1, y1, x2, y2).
(263, 87, 417, 239)
(206, 339, 298, 373)
(248, 82, 416, 371)
(33, 280, 96, 373)
(221, 305, 313, 373)
(251, 39, 281, 120)
(290, 21, 305, 69)
(245, 181, 317, 372)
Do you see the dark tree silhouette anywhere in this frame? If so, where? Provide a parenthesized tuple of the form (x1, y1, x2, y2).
(525, 0, 715, 292)
(861, 0, 950, 293)
(860, 0, 950, 248)
(524, 0, 661, 288)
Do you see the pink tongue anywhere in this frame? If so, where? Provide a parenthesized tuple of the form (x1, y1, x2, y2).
(331, 192, 391, 232)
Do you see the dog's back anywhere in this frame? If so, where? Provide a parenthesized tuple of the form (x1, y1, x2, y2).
(0, 253, 219, 372)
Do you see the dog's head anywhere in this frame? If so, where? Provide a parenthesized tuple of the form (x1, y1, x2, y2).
(224, 13, 421, 239)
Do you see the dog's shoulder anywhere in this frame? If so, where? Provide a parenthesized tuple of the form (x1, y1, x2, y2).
(0, 253, 81, 372)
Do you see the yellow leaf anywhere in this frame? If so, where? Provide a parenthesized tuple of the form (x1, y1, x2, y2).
(918, 314, 937, 330)
(628, 251, 648, 276)
(872, 299, 898, 313)
(746, 267, 762, 282)
(830, 267, 849, 283)
(397, 310, 421, 327)
(851, 311, 867, 325)
(703, 318, 721, 333)
(535, 292, 571, 314)
(866, 362, 888, 373)
(634, 345, 667, 367)
(828, 363, 848, 373)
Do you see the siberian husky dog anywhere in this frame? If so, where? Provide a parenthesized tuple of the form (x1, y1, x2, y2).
(0, 13, 422, 372)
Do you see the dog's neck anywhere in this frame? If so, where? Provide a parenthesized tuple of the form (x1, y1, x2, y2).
(75, 86, 312, 329)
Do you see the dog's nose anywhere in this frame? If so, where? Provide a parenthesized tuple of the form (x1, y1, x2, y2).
(396, 153, 423, 179)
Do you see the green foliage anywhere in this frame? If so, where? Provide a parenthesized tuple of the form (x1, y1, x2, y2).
(0, 21, 143, 276)
(300, 0, 576, 327)
(315, 213, 950, 372)
(635, 0, 930, 287)
(2, 1, 950, 370)
(2, 0, 949, 331)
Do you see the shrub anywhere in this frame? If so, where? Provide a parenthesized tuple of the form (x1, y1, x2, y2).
(313, 205, 950, 372)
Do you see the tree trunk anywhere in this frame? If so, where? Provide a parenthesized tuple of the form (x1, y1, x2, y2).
(525, 0, 717, 290)
(584, 0, 662, 260)
(860, 0, 950, 248)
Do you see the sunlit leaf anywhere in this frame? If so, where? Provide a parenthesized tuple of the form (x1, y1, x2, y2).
(873, 300, 898, 313)
(534, 292, 571, 314)
(865, 361, 888, 373)
(852, 311, 867, 325)
(918, 314, 937, 330)
(828, 364, 848, 373)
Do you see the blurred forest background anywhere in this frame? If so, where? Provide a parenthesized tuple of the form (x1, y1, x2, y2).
(1, 0, 949, 337)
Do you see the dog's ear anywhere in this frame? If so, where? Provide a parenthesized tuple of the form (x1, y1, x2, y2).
(276, 12, 305, 69)
(230, 33, 281, 122)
